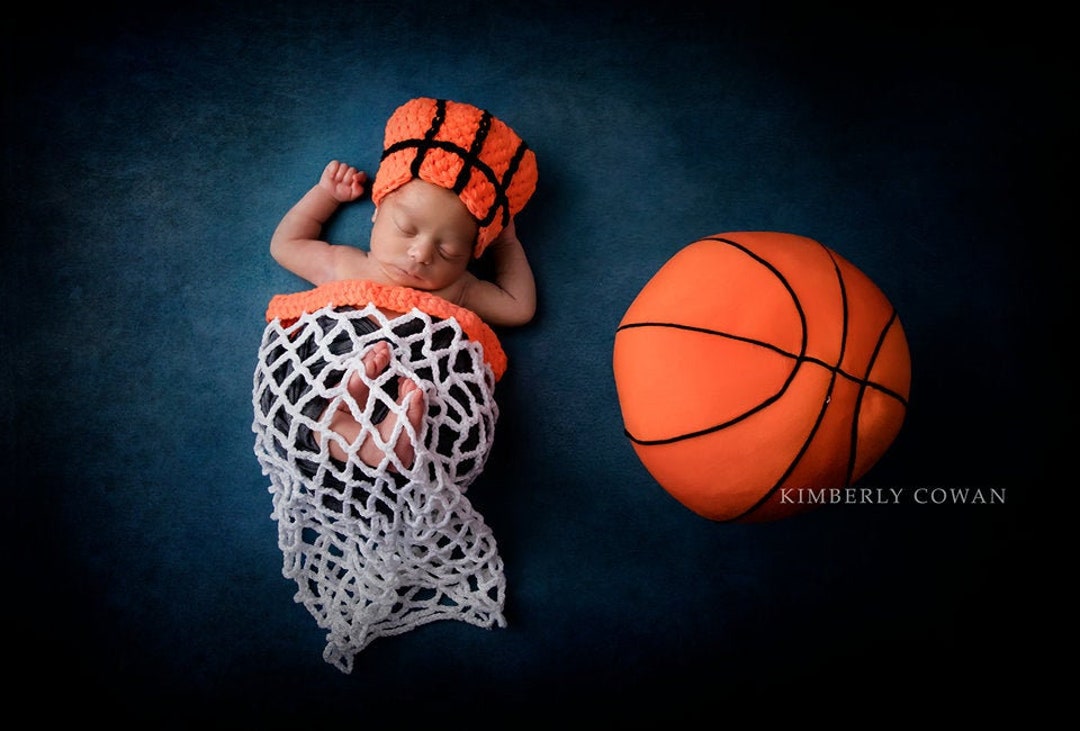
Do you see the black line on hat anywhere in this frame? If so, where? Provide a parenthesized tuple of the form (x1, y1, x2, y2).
(383, 139, 510, 227)
(409, 99, 447, 178)
(495, 140, 530, 228)
(453, 111, 492, 194)
(381, 100, 530, 229)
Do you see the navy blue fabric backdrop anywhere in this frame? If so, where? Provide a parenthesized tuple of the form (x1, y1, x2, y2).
(4, 1, 1062, 723)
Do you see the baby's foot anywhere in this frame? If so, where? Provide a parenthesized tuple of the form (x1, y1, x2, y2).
(344, 340, 392, 407)
(359, 378, 425, 470)
(328, 341, 425, 472)
(387, 379, 425, 469)
(326, 341, 391, 463)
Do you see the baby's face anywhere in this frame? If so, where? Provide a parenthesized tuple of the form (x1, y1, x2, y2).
(369, 180, 477, 291)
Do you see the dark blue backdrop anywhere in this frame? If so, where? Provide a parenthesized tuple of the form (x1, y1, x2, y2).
(4, 1, 1061, 723)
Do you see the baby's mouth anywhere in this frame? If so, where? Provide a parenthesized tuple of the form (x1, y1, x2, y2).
(397, 264, 427, 284)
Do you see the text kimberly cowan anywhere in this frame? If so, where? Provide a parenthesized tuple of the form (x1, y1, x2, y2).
(780, 486, 1007, 506)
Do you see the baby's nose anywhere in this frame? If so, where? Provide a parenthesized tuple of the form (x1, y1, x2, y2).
(409, 239, 434, 264)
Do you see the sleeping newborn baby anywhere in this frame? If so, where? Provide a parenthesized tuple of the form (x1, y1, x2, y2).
(252, 97, 538, 672)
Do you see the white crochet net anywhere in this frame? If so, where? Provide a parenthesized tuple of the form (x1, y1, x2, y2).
(252, 304, 506, 673)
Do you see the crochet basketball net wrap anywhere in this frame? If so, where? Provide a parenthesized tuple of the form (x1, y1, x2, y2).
(252, 281, 506, 673)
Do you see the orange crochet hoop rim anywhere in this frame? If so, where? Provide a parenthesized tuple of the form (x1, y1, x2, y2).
(265, 279, 508, 381)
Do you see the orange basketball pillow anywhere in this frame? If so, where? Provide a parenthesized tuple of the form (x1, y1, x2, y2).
(612, 232, 911, 522)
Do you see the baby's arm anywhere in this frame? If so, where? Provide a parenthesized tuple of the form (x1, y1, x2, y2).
(459, 220, 537, 327)
(270, 161, 369, 285)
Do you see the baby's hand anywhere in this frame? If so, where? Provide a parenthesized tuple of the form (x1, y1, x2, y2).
(488, 218, 519, 250)
(320, 160, 367, 202)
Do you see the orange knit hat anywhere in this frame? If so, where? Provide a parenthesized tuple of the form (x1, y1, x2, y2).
(371, 97, 538, 257)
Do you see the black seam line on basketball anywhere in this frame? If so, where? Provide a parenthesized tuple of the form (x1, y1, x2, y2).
(383, 139, 508, 227)
(738, 250, 897, 522)
(623, 375, 796, 445)
(616, 321, 794, 358)
(704, 235, 810, 359)
(617, 321, 902, 402)
(844, 308, 903, 486)
(728, 365, 842, 523)
(624, 344, 806, 446)
(737, 246, 853, 521)
(664, 234, 810, 466)
(826, 243, 853, 399)
(826, 244, 861, 493)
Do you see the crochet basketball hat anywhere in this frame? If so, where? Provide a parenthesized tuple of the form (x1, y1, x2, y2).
(372, 97, 538, 257)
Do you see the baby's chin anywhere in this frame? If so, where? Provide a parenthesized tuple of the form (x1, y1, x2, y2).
(378, 263, 436, 291)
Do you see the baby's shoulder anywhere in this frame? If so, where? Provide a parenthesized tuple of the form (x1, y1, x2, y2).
(332, 246, 375, 280)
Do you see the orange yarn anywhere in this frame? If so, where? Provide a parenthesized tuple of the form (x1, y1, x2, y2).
(265, 279, 508, 381)
(372, 98, 538, 258)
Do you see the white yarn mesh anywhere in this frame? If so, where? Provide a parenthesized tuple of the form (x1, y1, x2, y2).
(252, 304, 505, 673)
